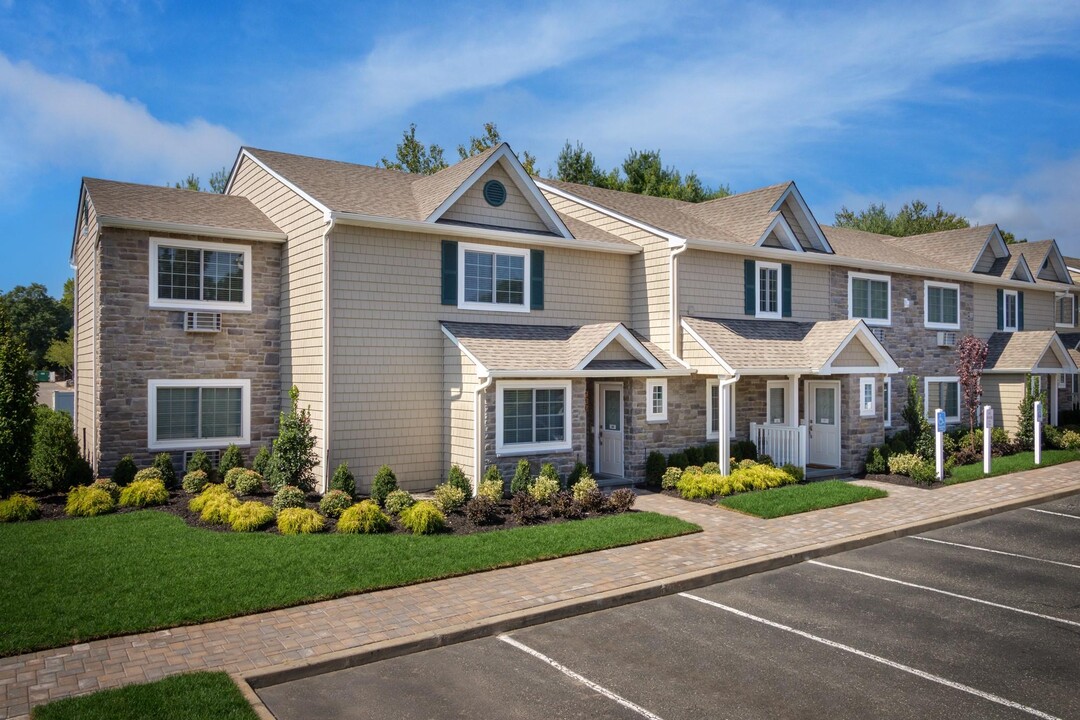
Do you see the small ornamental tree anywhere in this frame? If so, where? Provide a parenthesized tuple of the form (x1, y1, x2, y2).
(266, 386, 319, 492)
(955, 335, 988, 449)
(0, 305, 37, 495)
(1016, 374, 1046, 451)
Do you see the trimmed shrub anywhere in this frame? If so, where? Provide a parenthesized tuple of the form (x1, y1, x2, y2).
(66, 485, 115, 517)
(272, 485, 306, 513)
(702, 443, 720, 463)
(510, 459, 531, 494)
(661, 466, 683, 490)
(29, 406, 80, 492)
(182, 470, 210, 495)
(528, 474, 560, 504)
(731, 465, 798, 491)
(252, 445, 272, 476)
(186, 450, 213, 478)
(0, 305, 36, 496)
(223, 467, 247, 490)
(277, 507, 324, 535)
(133, 467, 163, 484)
(757, 454, 774, 467)
(112, 455, 137, 486)
(319, 489, 353, 518)
(231, 470, 264, 496)
(577, 488, 606, 513)
(645, 452, 666, 486)
(370, 465, 398, 507)
(735, 459, 758, 470)
(571, 475, 599, 502)
(949, 445, 980, 468)
(731, 440, 757, 462)
(152, 453, 178, 490)
(0, 493, 40, 522)
(780, 463, 804, 483)
(229, 501, 275, 532)
(685, 465, 702, 475)
(685, 446, 704, 466)
(1061, 429, 1080, 450)
(218, 444, 244, 476)
(400, 500, 446, 535)
(465, 495, 498, 525)
(482, 465, 504, 495)
(1042, 424, 1063, 450)
(676, 472, 728, 500)
(337, 500, 390, 534)
(990, 427, 1014, 456)
(476, 479, 503, 503)
(865, 447, 888, 475)
(887, 453, 923, 477)
(510, 492, 542, 524)
(119, 479, 169, 508)
(90, 478, 120, 502)
(447, 464, 472, 501)
(330, 463, 356, 498)
(550, 491, 583, 520)
(65, 456, 94, 489)
(666, 451, 688, 470)
(199, 492, 240, 523)
(188, 484, 234, 515)
(383, 489, 415, 516)
(909, 460, 939, 485)
(433, 483, 466, 513)
(539, 462, 560, 482)
(567, 461, 589, 486)
(702, 461, 720, 475)
(607, 488, 636, 513)
(266, 386, 319, 492)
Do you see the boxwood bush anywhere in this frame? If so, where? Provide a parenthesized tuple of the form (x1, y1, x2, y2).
(447, 464, 472, 501)
(0, 493, 40, 522)
(476, 478, 503, 503)
(370, 465, 398, 507)
(29, 407, 80, 492)
(400, 500, 445, 535)
(510, 459, 531, 494)
(218, 444, 244, 476)
(252, 445, 272, 476)
(337, 500, 390, 534)
(111, 454, 138, 486)
(272, 485, 306, 513)
(277, 507, 324, 535)
(152, 453, 178, 489)
(383, 489, 415, 516)
(119, 479, 169, 508)
(319, 489, 353, 518)
(231, 469, 264, 496)
(571, 475, 598, 502)
(185, 450, 214, 478)
(329, 463, 356, 498)
(645, 451, 666, 486)
(90, 478, 121, 502)
(66, 486, 115, 517)
(229, 501, 275, 532)
(182, 470, 210, 495)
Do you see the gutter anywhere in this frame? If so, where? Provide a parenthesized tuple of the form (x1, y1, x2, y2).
(96, 215, 287, 243)
(321, 216, 336, 492)
(473, 375, 493, 495)
(670, 243, 689, 357)
(715, 373, 740, 475)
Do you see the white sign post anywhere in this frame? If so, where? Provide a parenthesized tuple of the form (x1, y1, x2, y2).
(983, 404, 993, 476)
(1034, 400, 1042, 466)
(935, 408, 946, 481)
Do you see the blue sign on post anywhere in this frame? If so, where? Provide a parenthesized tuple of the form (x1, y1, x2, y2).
(935, 409, 947, 434)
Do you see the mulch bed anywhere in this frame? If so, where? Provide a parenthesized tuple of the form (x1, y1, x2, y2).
(860, 473, 945, 490)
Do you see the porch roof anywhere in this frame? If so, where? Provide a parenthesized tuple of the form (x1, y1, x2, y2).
(984, 331, 1078, 374)
(681, 316, 901, 376)
(441, 321, 689, 379)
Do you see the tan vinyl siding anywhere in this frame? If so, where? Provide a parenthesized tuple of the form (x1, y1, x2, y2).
(73, 199, 99, 467)
(779, 200, 809, 247)
(1023, 289, 1055, 330)
(832, 339, 876, 367)
(544, 192, 670, 350)
(441, 163, 554, 233)
(973, 247, 996, 273)
(983, 375, 1025, 432)
(444, 340, 478, 480)
(973, 284, 999, 338)
(1037, 350, 1063, 369)
(679, 250, 829, 322)
(592, 342, 636, 362)
(229, 156, 327, 485)
(681, 330, 725, 374)
(330, 224, 630, 491)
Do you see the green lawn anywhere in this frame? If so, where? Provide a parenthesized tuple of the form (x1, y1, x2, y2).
(0, 509, 697, 657)
(32, 672, 256, 720)
(717, 480, 888, 519)
(946, 449, 1080, 484)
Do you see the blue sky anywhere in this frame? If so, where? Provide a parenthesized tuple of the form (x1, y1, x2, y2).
(2, 0, 1080, 298)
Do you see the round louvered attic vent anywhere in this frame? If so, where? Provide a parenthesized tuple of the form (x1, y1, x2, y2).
(483, 180, 506, 207)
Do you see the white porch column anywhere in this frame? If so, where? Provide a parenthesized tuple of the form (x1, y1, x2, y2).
(790, 373, 801, 428)
(718, 374, 739, 475)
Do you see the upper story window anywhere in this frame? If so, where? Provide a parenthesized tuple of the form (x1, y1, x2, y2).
(757, 261, 781, 319)
(924, 281, 960, 330)
(1003, 290, 1019, 332)
(849, 272, 890, 326)
(149, 238, 252, 313)
(458, 242, 529, 312)
(1056, 293, 1075, 328)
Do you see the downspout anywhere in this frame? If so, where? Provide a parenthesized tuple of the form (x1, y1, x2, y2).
(474, 374, 494, 495)
(669, 243, 689, 358)
(716, 373, 740, 475)
(320, 215, 335, 493)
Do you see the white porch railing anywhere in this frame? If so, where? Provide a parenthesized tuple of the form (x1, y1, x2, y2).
(749, 423, 807, 472)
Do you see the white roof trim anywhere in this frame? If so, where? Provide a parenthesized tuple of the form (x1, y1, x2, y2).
(771, 183, 833, 253)
(489, 369, 691, 379)
(575, 325, 665, 371)
(755, 214, 804, 252)
(1041, 241, 1072, 285)
(819, 323, 901, 375)
(228, 149, 332, 222)
(679, 320, 737, 376)
(440, 325, 492, 379)
(97, 215, 286, 243)
(1011, 255, 1034, 283)
(536, 180, 686, 245)
(969, 226, 1009, 273)
(426, 146, 571, 239)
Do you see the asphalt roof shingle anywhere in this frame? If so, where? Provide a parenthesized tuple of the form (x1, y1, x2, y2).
(984, 331, 1062, 371)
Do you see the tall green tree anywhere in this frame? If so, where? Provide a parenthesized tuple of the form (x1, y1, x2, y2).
(0, 284, 70, 369)
(555, 142, 621, 189)
(457, 122, 537, 176)
(174, 174, 201, 191)
(45, 331, 73, 377)
(380, 123, 449, 175)
(173, 168, 229, 193)
(554, 143, 730, 202)
(835, 200, 971, 236)
(0, 304, 38, 494)
(60, 278, 74, 316)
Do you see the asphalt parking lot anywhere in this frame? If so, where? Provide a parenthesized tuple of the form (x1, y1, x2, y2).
(258, 495, 1080, 720)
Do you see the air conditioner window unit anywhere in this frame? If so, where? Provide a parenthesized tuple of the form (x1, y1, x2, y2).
(185, 311, 222, 333)
(937, 331, 957, 347)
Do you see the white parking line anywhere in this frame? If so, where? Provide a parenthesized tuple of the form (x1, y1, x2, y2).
(1027, 508, 1080, 520)
(807, 560, 1080, 628)
(498, 635, 665, 720)
(910, 536, 1080, 570)
(678, 592, 1062, 720)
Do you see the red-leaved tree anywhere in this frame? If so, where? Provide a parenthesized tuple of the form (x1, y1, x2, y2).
(955, 335, 989, 448)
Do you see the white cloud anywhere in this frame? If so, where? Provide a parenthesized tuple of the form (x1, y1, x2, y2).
(0, 53, 242, 190)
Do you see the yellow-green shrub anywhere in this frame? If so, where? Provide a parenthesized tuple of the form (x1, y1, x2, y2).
(229, 501, 275, 532)
(337, 500, 391, 534)
(199, 492, 240, 524)
(433, 482, 466, 513)
(66, 486, 115, 517)
(119, 479, 169, 508)
(676, 471, 727, 500)
(661, 466, 683, 490)
(476, 479, 503, 503)
(383, 489, 415, 516)
(277, 507, 324, 535)
(90, 479, 121, 502)
(730, 465, 797, 491)
(528, 475, 560, 504)
(133, 467, 163, 484)
(188, 483, 234, 513)
(0, 493, 40, 522)
(400, 500, 445, 535)
(571, 476, 599, 502)
(1060, 429, 1080, 450)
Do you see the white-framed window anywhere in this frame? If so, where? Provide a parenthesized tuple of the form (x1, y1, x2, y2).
(756, 261, 782, 319)
(458, 242, 530, 312)
(646, 379, 667, 423)
(859, 377, 875, 417)
(848, 272, 891, 326)
(706, 380, 736, 439)
(883, 377, 892, 428)
(149, 237, 252, 312)
(1056, 293, 1075, 328)
(924, 281, 960, 330)
(147, 379, 251, 450)
(495, 380, 571, 454)
(766, 381, 788, 425)
(1058, 373, 1066, 389)
(1003, 290, 1019, 332)
(924, 376, 960, 422)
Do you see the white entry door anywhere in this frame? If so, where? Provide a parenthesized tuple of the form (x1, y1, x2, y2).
(806, 381, 841, 467)
(596, 383, 624, 477)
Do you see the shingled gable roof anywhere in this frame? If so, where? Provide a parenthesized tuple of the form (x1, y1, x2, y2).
(879, 225, 1000, 274)
(681, 316, 900, 375)
(984, 330, 1077, 373)
(440, 321, 687, 377)
(1014, 239, 1072, 285)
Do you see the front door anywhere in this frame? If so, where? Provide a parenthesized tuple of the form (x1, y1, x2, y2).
(596, 383, 624, 477)
(806, 380, 841, 467)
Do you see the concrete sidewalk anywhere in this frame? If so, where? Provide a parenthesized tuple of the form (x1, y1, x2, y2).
(4, 464, 1080, 719)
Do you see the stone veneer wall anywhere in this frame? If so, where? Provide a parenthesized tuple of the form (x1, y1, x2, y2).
(839, 374, 886, 472)
(96, 229, 282, 476)
(623, 376, 709, 482)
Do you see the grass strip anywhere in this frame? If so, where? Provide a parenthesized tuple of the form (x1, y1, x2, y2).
(946, 449, 1080, 484)
(0, 510, 697, 656)
(717, 480, 887, 519)
(31, 671, 257, 720)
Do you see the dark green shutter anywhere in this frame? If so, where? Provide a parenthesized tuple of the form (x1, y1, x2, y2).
(781, 264, 792, 318)
(744, 260, 755, 315)
(1017, 291, 1024, 331)
(441, 240, 457, 305)
(530, 249, 544, 310)
(996, 289, 1004, 331)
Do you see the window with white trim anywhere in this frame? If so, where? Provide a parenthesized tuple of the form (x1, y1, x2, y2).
(766, 381, 787, 425)
(706, 380, 736, 439)
(924, 281, 959, 330)
(1003, 290, 1018, 332)
(883, 377, 892, 428)
(1058, 373, 1066, 389)
(148, 379, 250, 450)
(859, 377, 875, 417)
(849, 273, 890, 325)
(149, 238, 251, 312)
(924, 377, 960, 422)
(1056, 293, 1075, 328)
(646, 379, 667, 422)
(756, 261, 781, 319)
(459, 242, 529, 312)
(496, 381, 571, 454)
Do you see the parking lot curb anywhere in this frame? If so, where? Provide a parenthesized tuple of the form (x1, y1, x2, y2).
(241, 483, 1079, 693)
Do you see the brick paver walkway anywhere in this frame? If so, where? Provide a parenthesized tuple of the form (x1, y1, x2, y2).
(4, 464, 1079, 718)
